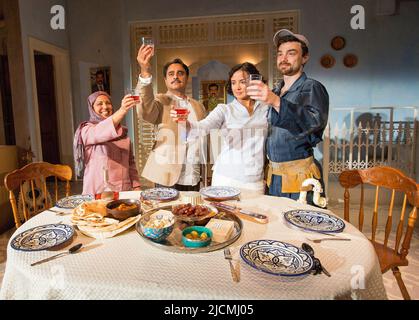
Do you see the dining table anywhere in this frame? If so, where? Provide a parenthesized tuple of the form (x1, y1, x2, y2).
(0, 191, 387, 300)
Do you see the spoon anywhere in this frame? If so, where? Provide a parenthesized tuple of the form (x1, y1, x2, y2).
(301, 242, 331, 277)
(31, 243, 83, 267)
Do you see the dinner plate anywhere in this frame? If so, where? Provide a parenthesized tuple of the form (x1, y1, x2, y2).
(240, 239, 313, 276)
(199, 186, 241, 200)
(11, 224, 74, 251)
(55, 194, 94, 209)
(140, 187, 179, 201)
(284, 209, 345, 233)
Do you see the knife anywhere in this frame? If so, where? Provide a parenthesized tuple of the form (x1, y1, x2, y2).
(210, 202, 269, 224)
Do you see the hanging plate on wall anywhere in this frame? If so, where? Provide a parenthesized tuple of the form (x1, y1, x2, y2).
(343, 54, 358, 68)
(331, 36, 346, 50)
(320, 54, 336, 69)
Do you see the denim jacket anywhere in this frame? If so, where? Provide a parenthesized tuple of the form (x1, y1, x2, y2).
(266, 73, 329, 163)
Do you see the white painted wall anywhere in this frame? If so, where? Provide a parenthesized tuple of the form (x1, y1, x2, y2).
(18, 0, 69, 161)
(66, 0, 126, 133)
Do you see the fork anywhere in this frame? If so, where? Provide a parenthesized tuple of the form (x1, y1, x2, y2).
(306, 237, 351, 243)
(224, 248, 240, 283)
(49, 208, 71, 216)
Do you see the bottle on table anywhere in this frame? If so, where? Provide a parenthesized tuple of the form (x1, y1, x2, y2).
(94, 167, 119, 200)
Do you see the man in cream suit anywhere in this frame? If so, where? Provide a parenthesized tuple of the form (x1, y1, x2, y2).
(135, 44, 207, 191)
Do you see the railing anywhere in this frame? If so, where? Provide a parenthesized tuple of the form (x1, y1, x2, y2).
(322, 107, 418, 193)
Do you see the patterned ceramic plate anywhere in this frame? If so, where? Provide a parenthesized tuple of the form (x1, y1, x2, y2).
(11, 224, 74, 251)
(55, 195, 94, 209)
(284, 210, 345, 233)
(199, 186, 241, 200)
(240, 240, 313, 276)
(140, 188, 179, 201)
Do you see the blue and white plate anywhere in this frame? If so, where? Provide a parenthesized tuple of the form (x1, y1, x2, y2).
(240, 240, 313, 276)
(141, 188, 179, 201)
(11, 224, 74, 251)
(284, 209, 345, 233)
(55, 195, 94, 209)
(199, 186, 241, 200)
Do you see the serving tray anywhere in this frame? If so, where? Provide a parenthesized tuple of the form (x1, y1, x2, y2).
(135, 205, 243, 253)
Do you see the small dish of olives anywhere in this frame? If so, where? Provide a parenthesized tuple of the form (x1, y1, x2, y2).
(182, 226, 212, 248)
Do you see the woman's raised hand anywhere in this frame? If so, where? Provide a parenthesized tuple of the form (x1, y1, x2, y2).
(121, 94, 137, 113)
(137, 44, 154, 78)
(112, 95, 137, 128)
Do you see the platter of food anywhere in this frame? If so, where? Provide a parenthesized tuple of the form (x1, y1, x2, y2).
(135, 204, 243, 253)
(71, 199, 142, 239)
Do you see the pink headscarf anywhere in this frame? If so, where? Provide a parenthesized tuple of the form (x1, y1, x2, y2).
(73, 91, 113, 178)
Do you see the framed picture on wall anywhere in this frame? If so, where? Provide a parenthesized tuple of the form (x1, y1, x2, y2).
(90, 66, 111, 94)
(200, 80, 227, 111)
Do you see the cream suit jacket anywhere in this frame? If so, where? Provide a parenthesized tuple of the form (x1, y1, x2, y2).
(136, 81, 207, 186)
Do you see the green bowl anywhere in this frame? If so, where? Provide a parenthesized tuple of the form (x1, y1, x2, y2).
(182, 226, 212, 248)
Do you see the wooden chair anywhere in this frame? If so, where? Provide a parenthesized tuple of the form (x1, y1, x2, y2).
(339, 166, 418, 300)
(4, 162, 72, 229)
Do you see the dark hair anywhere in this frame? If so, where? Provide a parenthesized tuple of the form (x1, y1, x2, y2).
(226, 62, 263, 96)
(208, 83, 219, 90)
(163, 58, 190, 78)
(95, 70, 104, 77)
(276, 35, 309, 57)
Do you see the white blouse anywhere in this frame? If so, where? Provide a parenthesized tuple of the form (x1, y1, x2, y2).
(188, 99, 269, 184)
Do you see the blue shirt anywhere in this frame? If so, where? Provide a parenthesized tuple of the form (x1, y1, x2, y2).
(266, 72, 329, 162)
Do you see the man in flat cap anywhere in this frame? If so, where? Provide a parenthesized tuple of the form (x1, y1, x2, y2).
(246, 29, 329, 205)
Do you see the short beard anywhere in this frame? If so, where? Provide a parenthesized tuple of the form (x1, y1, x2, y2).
(279, 64, 301, 76)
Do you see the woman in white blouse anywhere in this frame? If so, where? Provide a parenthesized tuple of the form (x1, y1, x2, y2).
(171, 62, 269, 194)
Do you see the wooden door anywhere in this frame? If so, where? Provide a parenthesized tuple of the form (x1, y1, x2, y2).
(34, 53, 60, 164)
(0, 55, 16, 145)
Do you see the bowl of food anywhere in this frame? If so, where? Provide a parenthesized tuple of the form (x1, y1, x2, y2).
(139, 210, 175, 242)
(106, 199, 141, 221)
(182, 226, 213, 248)
(172, 203, 217, 226)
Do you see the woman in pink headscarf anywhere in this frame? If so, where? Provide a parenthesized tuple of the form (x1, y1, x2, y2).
(73, 91, 141, 196)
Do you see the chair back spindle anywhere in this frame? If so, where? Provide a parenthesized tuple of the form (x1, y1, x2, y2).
(339, 166, 418, 300)
(4, 162, 72, 228)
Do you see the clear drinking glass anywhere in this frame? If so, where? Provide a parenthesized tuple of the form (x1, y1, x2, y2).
(249, 74, 262, 82)
(173, 99, 188, 122)
(126, 88, 140, 104)
(142, 36, 154, 48)
(246, 74, 262, 97)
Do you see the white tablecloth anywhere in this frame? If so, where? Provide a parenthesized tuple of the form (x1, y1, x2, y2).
(0, 191, 387, 300)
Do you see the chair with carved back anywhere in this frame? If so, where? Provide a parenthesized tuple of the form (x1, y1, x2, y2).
(4, 162, 72, 229)
(339, 166, 418, 300)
